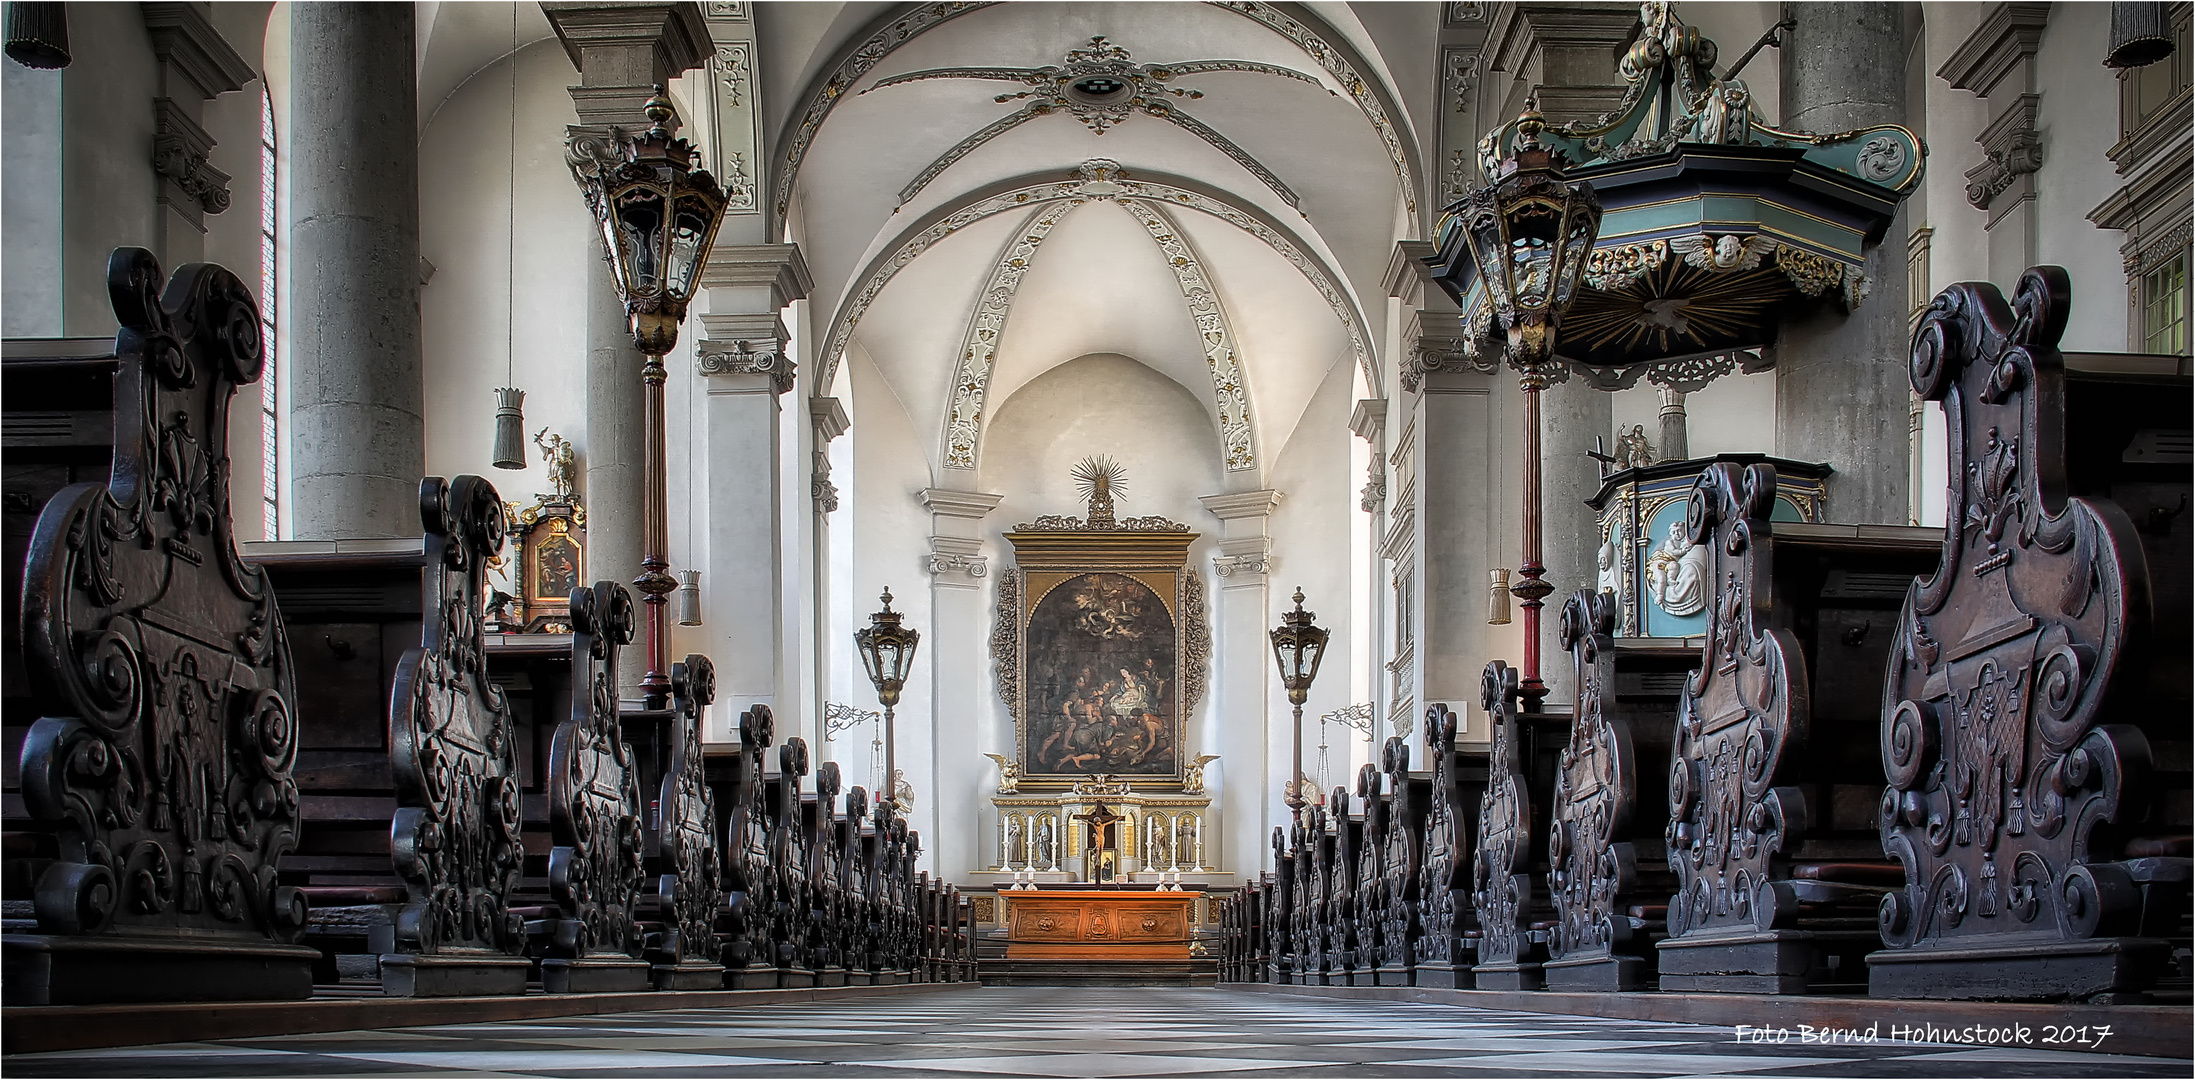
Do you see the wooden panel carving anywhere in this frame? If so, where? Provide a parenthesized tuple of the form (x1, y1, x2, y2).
(1472, 661, 1541, 986)
(1352, 763, 1385, 980)
(1546, 588, 1650, 989)
(1002, 889, 1195, 959)
(1267, 827, 1295, 980)
(1328, 787, 1359, 981)
(1414, 704, 1467, 986)
(384, 474, 530, 996)
(541, 582, 648, 992)
(11, 248, 317, 1004)
(1873, 267, 2164, 999)
(650, 653, 724, 988)
(841, 785, 872, 981)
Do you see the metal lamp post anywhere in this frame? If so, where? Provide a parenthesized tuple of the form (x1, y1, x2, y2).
(1268, 587, 1329, 818)
(569, 88, 730, 706)
(1455, 101, 1601, 706)
(856, 588, 919, 811)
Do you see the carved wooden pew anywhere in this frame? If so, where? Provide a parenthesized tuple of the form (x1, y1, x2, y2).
(646, 654, 723, 989)
(1265, 831, 1295, 983)
(1870, 268, 2192, 1000)
(714, 704, 779, 988)
(1290, 805, 1327, 983)
(1368, 738, 1420, 986)
(806, 762, 846, 986)
(1415, 704, 1476, 987)
(766, 737, 814, 987)
(1655, 464, 1935, 994)
(1472, 663, 1571, 990)
(3, 249, 318, 1005)
(1543, 589, 1675, 990)
(840, 784, 873, 984)
(1326, 787, 1362, 985)
(1350, 763, 1386, 985)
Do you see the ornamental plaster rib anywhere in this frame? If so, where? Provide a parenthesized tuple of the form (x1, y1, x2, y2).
(769, 1, 1419, 224)
(1116, 197, 1258, 472)
(819, 167, 1378, 410)
(941, 200, 1080, 470)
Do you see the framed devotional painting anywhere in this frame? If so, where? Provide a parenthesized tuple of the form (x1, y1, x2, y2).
(991, 463, 1208, 787)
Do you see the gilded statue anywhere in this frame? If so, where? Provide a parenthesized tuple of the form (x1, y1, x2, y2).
(535, 428, 577, 502)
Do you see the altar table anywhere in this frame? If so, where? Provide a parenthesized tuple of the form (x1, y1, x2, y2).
(1002, 888, 1198, 961)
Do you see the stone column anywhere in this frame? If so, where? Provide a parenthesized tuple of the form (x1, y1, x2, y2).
(544, 2, 710, 692)
(920, 488, 1004, 879)
(1774, 1, 1913, 525)
(694, 245, 810, 737)
(288, 2, 422, 539)
(1199, 490, 1280, 873)
(1657, 387, 1689, 462)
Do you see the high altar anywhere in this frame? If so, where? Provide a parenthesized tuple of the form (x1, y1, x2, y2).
(977, 461, 1227, 899)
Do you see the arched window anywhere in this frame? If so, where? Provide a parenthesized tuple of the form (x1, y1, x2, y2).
(259, 82, 279, 540)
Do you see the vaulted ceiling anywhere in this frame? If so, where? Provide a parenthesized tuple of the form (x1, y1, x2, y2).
(772, 2, 1430, 484)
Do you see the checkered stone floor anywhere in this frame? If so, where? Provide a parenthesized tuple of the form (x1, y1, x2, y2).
(7, 988, 2182, 1078)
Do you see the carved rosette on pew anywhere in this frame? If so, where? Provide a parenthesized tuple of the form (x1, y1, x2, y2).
(721, 705, 778, 988)
(1352, 763, 1385, 984)
(1472, 662, 1544, 989)
(1415, 704, 1471, 988)
(1658, 463, 1844, 993)
(771, 737, 814, 986)
(6, 248, 317, 1005)
(539, 582, 650, 992)
(841, 785, 873, 984)
(383, 475, 531, 996)
(1544, 590, 1652, 990)
(1872, 268, 2170, 1000)
(649, 654, 725, 989)
(808, 762, 847, 986)
(1375, 738, 1421, 985)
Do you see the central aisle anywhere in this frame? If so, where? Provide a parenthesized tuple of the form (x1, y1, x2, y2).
(7, 988, 2177, 1078)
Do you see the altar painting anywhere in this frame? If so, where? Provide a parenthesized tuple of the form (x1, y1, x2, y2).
(1023, 572, 1177, 777)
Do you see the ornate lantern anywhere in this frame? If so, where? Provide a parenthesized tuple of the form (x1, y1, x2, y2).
(1455, 102, 1601, 705)
(857, 588, 920, 809)
(569, 88, 729, 704)
(1268, 588, 1328, 815)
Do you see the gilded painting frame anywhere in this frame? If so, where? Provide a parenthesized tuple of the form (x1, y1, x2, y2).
(993, 526, 1206, 788)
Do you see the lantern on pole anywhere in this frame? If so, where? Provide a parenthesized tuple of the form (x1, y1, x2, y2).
(569, 88, 730, 705)
(1268, 587, 1329, 817)
(856, 588, 920, 811)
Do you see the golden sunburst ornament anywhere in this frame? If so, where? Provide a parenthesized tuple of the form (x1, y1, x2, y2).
(1072, 456, 1127, 527)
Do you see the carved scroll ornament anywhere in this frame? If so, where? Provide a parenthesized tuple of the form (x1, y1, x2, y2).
(723, 704, 776, 974)
(1664, 462, 1808, 939)
(1548, 589, 1638, 961)
(807, 761, 845, 973)
(1471, 662, 1532, 969)
(770, 737, 812, 971)
(1378, 737, 1420, 972)
(18, 248, 308, 958)
(1881, 267, 2149, 954)
(1353, 763, 1385, 973)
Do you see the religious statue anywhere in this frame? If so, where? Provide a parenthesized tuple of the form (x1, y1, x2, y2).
(1004, 815, 1026, 869)
(892, 769, 917, 813)
(983, 753, 1023, 794)
(1176, 814, 1197, 870)
(1644, 520, 1710, 616)
(535, 428, 577, 502)
(1596, 517, 1628, 600)
(1182, 754, 1220, 795)
(1147, 814, 1173, 871)
(1035, 814, 1058, 871)
(1613, 424, 1656, 471)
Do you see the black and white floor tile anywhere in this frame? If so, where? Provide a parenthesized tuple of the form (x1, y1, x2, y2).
(7, 988, 2181, 1078)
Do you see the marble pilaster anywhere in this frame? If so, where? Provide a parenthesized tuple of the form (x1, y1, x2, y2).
(1198, 489, 1279, 873)
(920, 487, 1005, 879)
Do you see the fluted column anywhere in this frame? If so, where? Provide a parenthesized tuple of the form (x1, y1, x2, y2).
(288, 2, 422, 539)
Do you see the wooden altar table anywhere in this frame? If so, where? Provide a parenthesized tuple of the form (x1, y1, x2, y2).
(1003, 888, 1200, 961)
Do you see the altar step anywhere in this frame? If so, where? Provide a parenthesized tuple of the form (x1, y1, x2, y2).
(979, 958, 1217, 987)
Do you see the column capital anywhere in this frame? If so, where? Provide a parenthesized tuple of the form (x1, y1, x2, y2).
(543, 1, 712, 128)
(1349, 399, 1388, 443)
(703, 243, 813, 307)
(1197, 490, 1282, 521)
(697, 337, 794, 394)
(919, 488, 1006, 522)
(142, 3, 255, 101)
(1383, 240, 1438, 301)
(810, 396, 850, 442)
(921, 490, 1002, 587)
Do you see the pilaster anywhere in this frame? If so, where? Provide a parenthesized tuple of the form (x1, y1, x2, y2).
(541, 2, 711, 129)
(141, 3, 253, 265)
(1939, 3, 2051, 277)
(918, 488, 1004, 879)
(1198, 489, 1280, 872)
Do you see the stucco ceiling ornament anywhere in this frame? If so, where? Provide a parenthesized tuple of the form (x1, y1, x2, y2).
(866, 35, 1319, 208)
